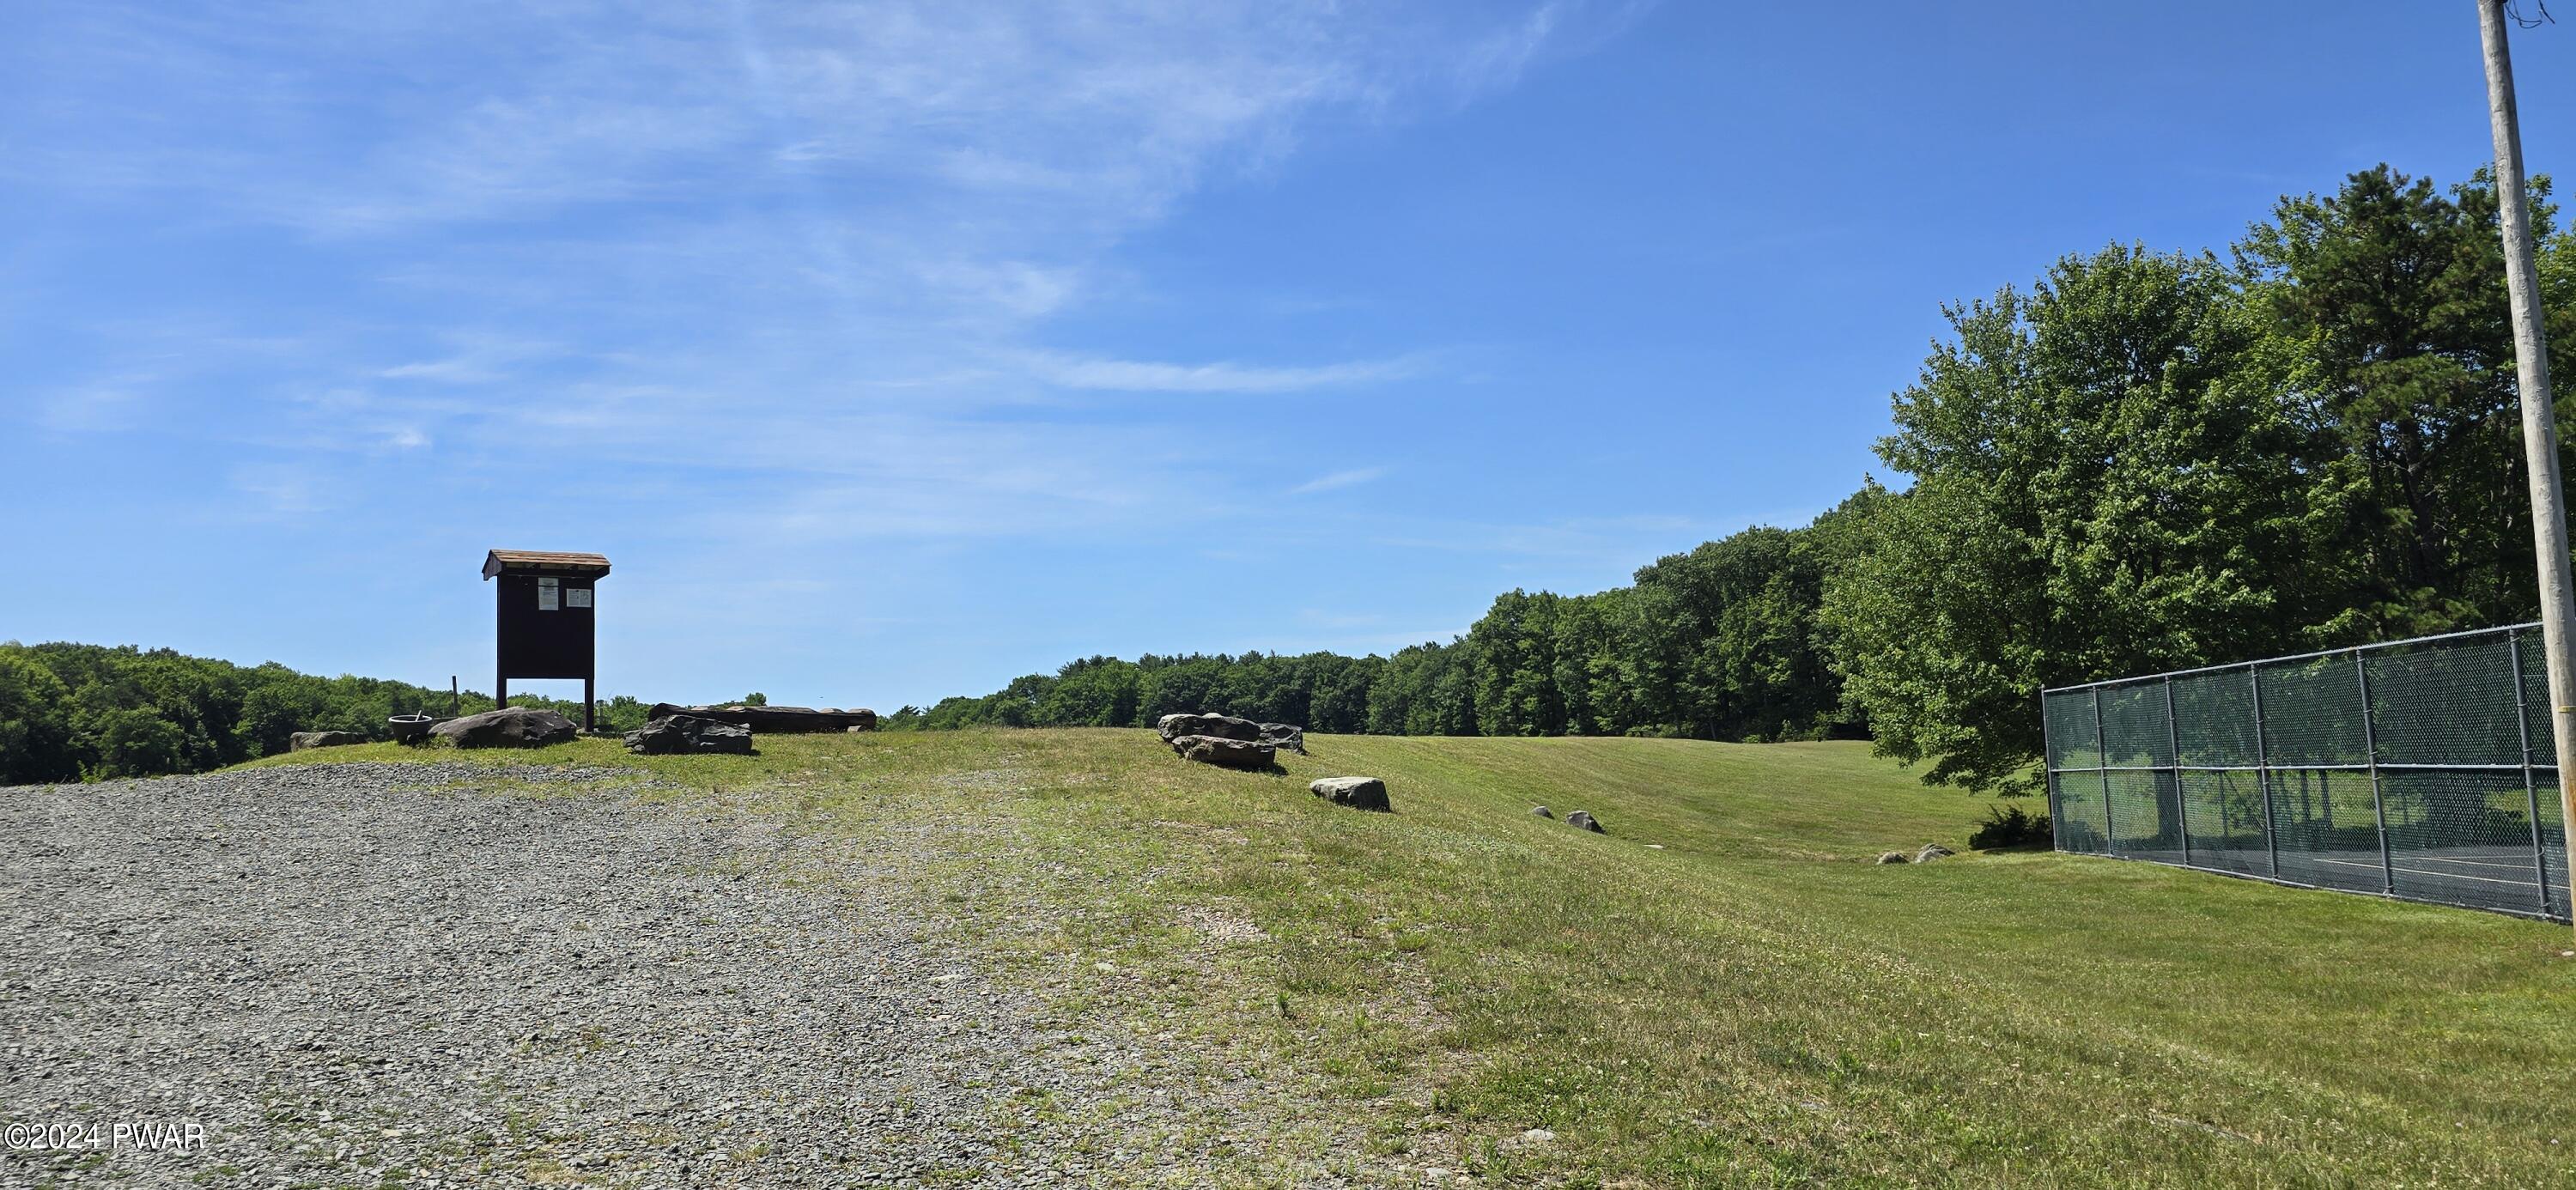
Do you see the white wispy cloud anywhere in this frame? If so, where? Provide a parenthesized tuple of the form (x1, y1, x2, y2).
(228, 463, 321, 516)
(7, 0, 1628, 537)
(37, 379, 155, 434)
(1021, 352, 1422, 394)
(375, 334, 562, 386)
(1289, 466, 1390, 495)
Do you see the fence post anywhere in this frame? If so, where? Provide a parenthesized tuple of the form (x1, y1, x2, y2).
(2041, 689, 2064, 853)
(2164, 675, 2189, 866)
(2251, 662, 2278, 877)
(2093, 687, 2115, 854)
(2512, 628, 2554, 917)
(2355, 649, 2396, 895)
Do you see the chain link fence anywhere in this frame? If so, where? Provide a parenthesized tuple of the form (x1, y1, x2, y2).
(2043, 622, 2571, 920)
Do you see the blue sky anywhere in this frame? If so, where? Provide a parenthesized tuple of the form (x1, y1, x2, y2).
(6, 2, 2573, 710)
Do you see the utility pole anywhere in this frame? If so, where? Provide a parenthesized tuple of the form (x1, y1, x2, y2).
(2477, 0, 2576, 932)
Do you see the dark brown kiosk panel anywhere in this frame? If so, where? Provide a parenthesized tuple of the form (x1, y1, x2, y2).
(483, 549, 611, 730)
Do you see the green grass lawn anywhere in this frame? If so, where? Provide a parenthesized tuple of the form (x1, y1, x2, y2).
(250, 731, 2576, 1187)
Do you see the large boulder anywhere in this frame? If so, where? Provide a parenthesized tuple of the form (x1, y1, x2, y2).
(1156, 713, 1260, 744)
(1259, 722, 1307, 753)
(1915, 843, 1955, 864)
(624, 713, 753, 756)
(431, 706, 579, 750)
(1564, 810, 1606, 834)
(1309, 776, 1390, 811)
(1170, 734, 1275, 770)
(647, 704, 877, 733)
(289, 731, 368, 751)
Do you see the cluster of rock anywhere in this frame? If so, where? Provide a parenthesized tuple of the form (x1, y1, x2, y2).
(1155, 713, 1279, 770)
(283, 701, 867, 758)
(1151, 710, 1390, 810)
(624, 713, 754, 756)
(1530, 805, 1607, 834)
(1309, 776, 1389, 812)
(1876, 843, 1955, 865)
(647, 703, 877, 732)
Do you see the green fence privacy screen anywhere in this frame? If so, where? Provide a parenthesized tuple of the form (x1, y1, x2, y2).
(2043, 622, 2571, 921)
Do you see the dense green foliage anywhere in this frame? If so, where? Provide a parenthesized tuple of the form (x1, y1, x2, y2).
(1823, 167, 2576, 791)
(0, 641, 650, 784)
(918, 166, 2576, 793)
(900, 502, 1874, 744)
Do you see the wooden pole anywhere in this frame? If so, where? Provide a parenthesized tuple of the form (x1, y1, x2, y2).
(2478, 0, 2576, 928)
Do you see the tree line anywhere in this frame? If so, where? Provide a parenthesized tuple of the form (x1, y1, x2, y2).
(909, 166, 2576, 792)
(0, 641, 663, 785)
(895, 501, 1869, 744)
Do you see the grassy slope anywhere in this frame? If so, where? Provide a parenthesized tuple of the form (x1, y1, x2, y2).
(246, 732, 2576, 1187)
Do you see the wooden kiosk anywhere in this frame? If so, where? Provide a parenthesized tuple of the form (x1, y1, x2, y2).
(483, 549, 611, 730)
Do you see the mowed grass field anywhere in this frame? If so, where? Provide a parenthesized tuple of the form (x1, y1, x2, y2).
(252, 731, 2576, 1187)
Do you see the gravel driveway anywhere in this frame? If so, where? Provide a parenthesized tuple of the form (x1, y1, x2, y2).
(1, 763, 1218, 1188)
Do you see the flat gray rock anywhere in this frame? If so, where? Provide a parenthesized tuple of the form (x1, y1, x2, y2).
(623, 713, 753, 756)
(647, 703, 877, 733)
(429, 705, 577, 749)
(1156, 713, 1261, 744)
(1170, 734, 1274, 769)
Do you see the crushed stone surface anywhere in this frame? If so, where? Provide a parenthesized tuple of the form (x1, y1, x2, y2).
(0, 762, 1291, 1187)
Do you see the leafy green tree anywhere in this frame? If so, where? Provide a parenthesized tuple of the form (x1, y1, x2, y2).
(1305, 653, 1382, 733)
(1545, 592, 1619, 736)
(1630, 525, 1846, 741)
(920, 695, 984, 730)
(1824, 243, 2315, 790)
(1038, 657, 1144, 726)
(1133, 657, 1215, 722)
(81, 706, 189, 780)
(0, 653, 76, 784)
(0, 641, 555, 784)
(2239, 165, 2555, 638)
(1206, 653, 1291, 725)
(129, 655, 247, 770)
(1363, 640, 1479, 736)
(597, 695, 652, 732)
(1469, 591, 1564, 736)
(238, 680, 331, 758)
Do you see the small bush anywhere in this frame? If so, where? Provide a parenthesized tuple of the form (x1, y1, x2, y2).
(1968, 803, 2051, 850)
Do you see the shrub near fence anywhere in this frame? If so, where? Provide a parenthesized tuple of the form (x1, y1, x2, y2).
(2042, 623, 2573, 921)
